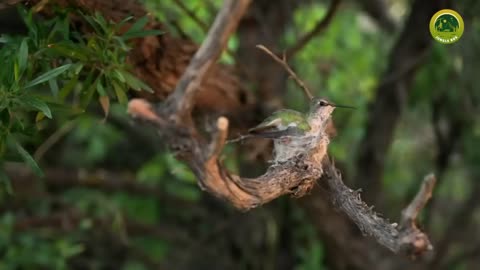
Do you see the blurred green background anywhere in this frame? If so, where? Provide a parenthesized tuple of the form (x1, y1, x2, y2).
(1, 0, 479, 269)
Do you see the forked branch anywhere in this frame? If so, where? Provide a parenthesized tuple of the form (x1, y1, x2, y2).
(127, 0, 436, 257)
(323, 159, 435, 255)
(130, 0, 326, 210)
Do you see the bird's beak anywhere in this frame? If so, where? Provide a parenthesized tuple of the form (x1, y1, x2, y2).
(329, 103, 356, 109)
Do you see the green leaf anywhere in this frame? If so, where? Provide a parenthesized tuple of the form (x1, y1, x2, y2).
(74, 63, 84, 75)
(17, 38, 29, 76)
(124, 16, 148, 36)
(24, 64, 72, 89)
(118, 70, 153, 92)
(59, 73, 79, 101)
(48, 43, 90, 62)
(81, 13, 103, 34)
(112, 80, 128, 104)
(115, 16, 134, 31)
(96, 78, 106, 96)
(80, 74, 101, 108)
(92, 12, 110, 35)
(113, 70, 126, 83)
(0, 170, 13, 195)
(21, 96, 53, 119)
(48, 78, 59, 97)
(11, 138, 43, 177)
(122, 29, 163, 40)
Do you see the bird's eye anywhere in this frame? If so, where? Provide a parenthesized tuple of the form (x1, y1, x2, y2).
(318, 100, 327, 106)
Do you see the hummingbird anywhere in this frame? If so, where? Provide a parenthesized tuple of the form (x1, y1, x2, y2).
(236, 98, 354, 163)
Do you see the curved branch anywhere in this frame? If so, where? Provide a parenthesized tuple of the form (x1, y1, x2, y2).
(128, 101, 327, 210)
(127, 0, 436, 258)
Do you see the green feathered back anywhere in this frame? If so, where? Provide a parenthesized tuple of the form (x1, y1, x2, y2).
(256, 109, 311, 132)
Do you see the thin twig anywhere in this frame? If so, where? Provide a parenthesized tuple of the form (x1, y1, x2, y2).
(34, 120, 76, 161)
(256, 44, 313, 100)
(286, 0, 341, 56)
(171, 0, 209, 32)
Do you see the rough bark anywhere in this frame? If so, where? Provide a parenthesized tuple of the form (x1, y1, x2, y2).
(9, 0, 442, 264)
(126, 0, 436, 260)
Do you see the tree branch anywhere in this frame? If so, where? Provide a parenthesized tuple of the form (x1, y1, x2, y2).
(165, 0, 252, 119)
(15, 0, 326, 213)
(127, 0, 337, 211)
(171, 0, 209, 32)
(127, 0, 436, 258)
(256, 44, 313, 100)
(323, 158, 435, 256)
(286, 0, 341, 56)
(400, 174, 436, 228)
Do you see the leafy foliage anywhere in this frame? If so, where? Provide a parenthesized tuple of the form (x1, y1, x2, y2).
(1, 0, 479, 269)
(0, 7, 160, 183)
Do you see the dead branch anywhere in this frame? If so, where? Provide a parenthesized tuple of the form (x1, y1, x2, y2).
(128, 0, 331, 211)
(323, 159, 435, 256)
(400, 174, 436, 228)
(256, 45, 313, 100)
(286, 0, 341, 56)
(127, 0, 436, 258)
(165, 0, 252, 119)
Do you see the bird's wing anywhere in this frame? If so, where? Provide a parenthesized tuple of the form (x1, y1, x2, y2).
(275, 109, 311, 132)
(247, 110, 310, 139)
(248, 126, 305, 139)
